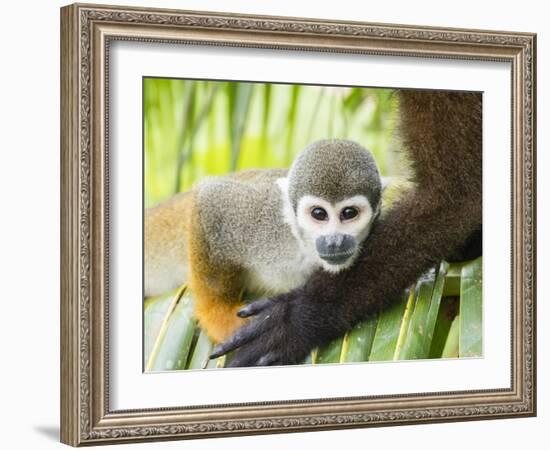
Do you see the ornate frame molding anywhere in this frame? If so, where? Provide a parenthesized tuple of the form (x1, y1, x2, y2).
(60, 3, 536, 446)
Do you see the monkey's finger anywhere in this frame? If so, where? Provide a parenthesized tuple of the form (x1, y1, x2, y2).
(209, 319, 268, 359)
(236, 299, 273, 318)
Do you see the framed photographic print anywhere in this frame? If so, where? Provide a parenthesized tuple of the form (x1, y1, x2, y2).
(60, 2, 536, 446)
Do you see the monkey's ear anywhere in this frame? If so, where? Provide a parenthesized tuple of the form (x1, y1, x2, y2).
(275, 177, 290, 195)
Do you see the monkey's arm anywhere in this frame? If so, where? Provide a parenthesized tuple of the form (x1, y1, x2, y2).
(211, 90, 482, 366)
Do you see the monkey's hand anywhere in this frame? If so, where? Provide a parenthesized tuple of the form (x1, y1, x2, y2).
(209, 284, 352, 367)
(209, 298, 308, 366)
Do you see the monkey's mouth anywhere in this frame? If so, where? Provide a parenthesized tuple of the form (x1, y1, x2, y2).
(318, 251, 354, 265)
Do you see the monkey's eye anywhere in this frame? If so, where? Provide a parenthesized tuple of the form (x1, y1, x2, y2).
(340, 207, 359, 221)
(311, 207, 328, 221)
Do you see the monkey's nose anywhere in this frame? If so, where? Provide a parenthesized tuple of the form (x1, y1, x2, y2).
(325, 233, 344, 251)
(315, 233, 356, 265)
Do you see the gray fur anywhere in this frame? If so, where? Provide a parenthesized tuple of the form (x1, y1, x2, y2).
(288, 139, 382, 211)
(196, 168, 292, 267)
(196, 169, 318, 297)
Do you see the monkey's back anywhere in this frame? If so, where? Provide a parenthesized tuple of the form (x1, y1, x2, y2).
(195, 169, 318, 297)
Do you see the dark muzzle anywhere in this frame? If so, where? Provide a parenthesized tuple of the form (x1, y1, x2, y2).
(315, 233, 356, 265)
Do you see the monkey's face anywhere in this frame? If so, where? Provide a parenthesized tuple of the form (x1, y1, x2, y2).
(295, 194, 376, 273)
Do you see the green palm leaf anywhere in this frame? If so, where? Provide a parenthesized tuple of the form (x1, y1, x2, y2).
(143, 258, 482, 371)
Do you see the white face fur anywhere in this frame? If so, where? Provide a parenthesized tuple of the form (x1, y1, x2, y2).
(276, 178, 377, 273)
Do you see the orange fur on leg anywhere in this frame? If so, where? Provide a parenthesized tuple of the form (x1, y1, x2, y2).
(188, 264, 246, 342)
(187, 197, 247, 343)
(193, 292, 246, 343)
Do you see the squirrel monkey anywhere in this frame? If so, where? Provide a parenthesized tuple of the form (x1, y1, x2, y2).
(144, 139, 382, 343)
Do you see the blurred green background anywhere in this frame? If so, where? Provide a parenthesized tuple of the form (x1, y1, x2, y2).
(143, 78, 398, 207)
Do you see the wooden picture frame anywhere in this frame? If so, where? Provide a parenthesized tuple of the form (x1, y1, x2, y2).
(60, 2, 536, 446)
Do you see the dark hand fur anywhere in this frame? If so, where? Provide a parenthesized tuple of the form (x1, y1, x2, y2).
(215, 90, 482, 367)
